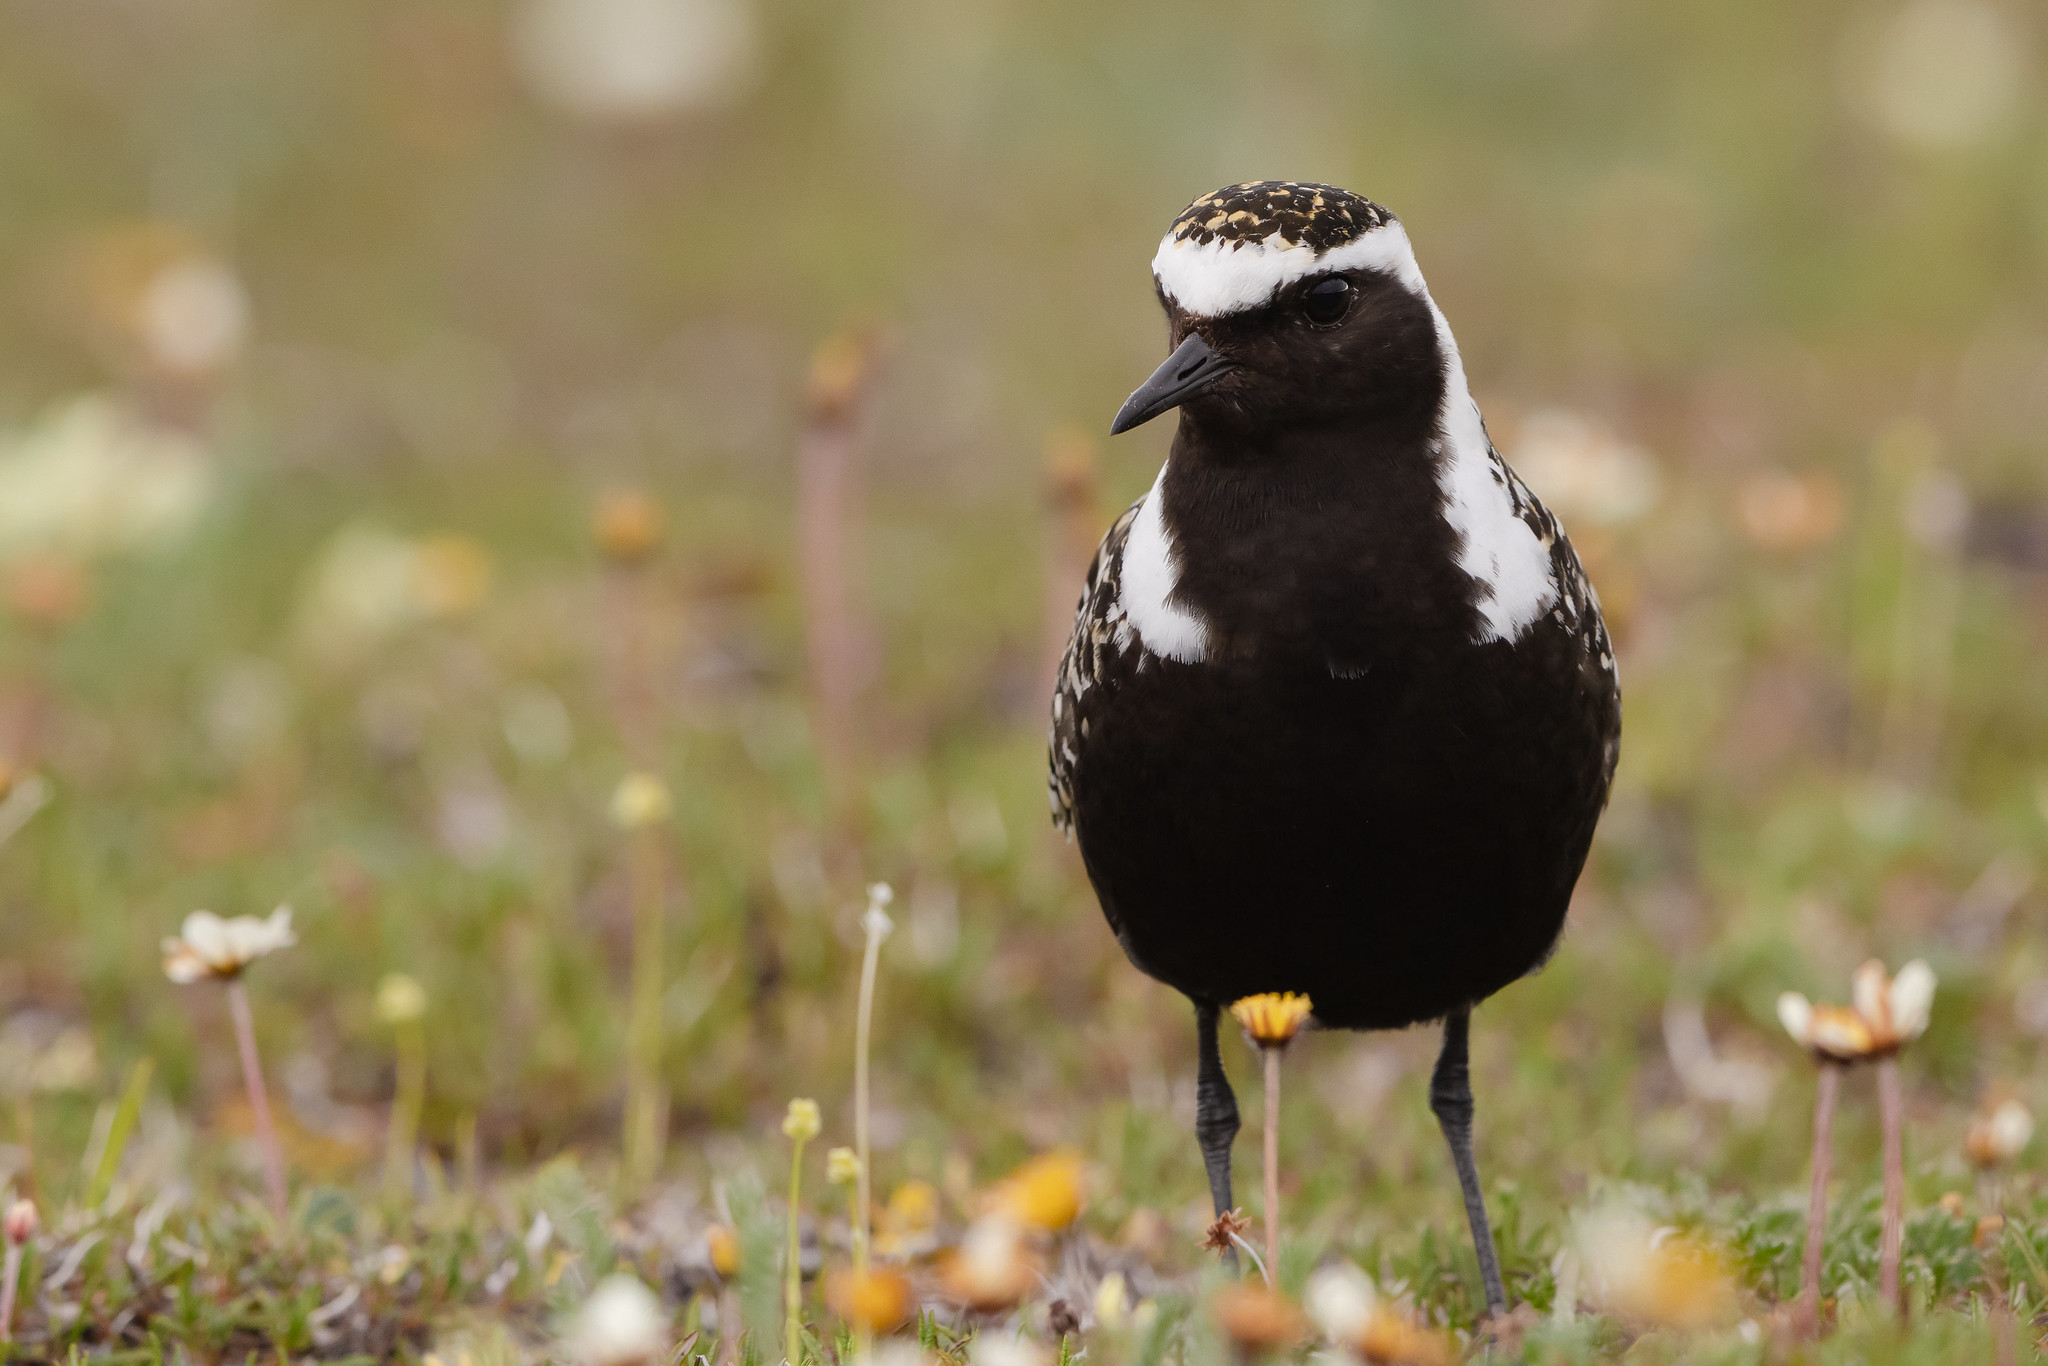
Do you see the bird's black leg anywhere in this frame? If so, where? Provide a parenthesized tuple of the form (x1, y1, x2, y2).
(1430, 1008, 1507, 1319)
(1194, 1001, 1240, 1219)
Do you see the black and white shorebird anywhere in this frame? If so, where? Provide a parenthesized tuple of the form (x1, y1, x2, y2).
(1049, 183, 1621, 1316)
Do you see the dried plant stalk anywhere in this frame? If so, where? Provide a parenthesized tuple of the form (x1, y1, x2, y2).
(797, 330, 878, 823)
(1041, 427, 1100, 699)
(1877, 1056, 1906, 1316)
(622, 825, 667, 1190)
(1262, 1045, 1282, 1277)
(1798, 1062, 1841, 1338)
(0, 1241, 20, 1343)
(227, 978, 289, 1220)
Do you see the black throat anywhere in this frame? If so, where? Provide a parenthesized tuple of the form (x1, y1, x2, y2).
(1156, 373, 1483, 673)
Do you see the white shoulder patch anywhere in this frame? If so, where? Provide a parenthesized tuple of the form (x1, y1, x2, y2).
(1118, 461, 1209, 663)
(1425, 311, 1557, 643)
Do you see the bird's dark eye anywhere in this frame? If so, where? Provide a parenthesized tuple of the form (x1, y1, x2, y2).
(1302, 276, 1352, 325)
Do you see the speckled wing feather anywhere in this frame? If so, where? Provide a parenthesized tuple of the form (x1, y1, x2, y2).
(1492, 441, 1621, 788)
(1048, 499, 1142, 833)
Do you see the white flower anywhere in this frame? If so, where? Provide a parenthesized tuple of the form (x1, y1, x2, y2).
(376, 973, 427, 1025)
(137, 257, 248, 375)
(1093, 1271, 1130, 1330)
(514, 0, 757, 122)
(861, 881, 895, 941)
(1779, 959, 1936, 1062)
(609, 773, 673, 830)
(0, 395, 210, 563)
(566, 1275, 668, 1366)
(1968, 1098, 2034, 1167)
(162, 907, 296, 982)
(1304, 1261, 1376, 1343)
(1511, 409, 1660, 528)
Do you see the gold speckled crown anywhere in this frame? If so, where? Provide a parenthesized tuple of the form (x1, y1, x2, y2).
(1168, 182, 1395, 253)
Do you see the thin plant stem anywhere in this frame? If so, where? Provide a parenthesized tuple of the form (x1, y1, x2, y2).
(1877, 1056, 1906, 1317)
(853, 917, 884, 1275)
(1262, 1045, 1281, 1277)
(10, 1099, 33, 1202)
(623, 824, 667, 1191)
(785, 1135, 808, 1366)
(0, 1242, 20, 1344)
(226, 977, 288, 1221)
(383, 1017, 426, 1203)
(1227, 1231, 1270, 1287)
(1799, 1062, 1840, 1338)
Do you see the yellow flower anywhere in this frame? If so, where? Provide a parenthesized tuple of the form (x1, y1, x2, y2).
(1093, 1271, 1130, 1330)
(705, 1225, 740, 1277)
(1211, 1283, 1303, 1355)
(162, 907, 296, 983)
(592, 490, 665, 566)
(874, 1180, 941, 1260)
(827, 1146, 862, 1186)
(1230, 992, 1313, 1047)
(825, 1267, 913, 1334)
(783, 1097, 821, 1142)
(609, 774, 673, 830)
(1574, 1205, 1739, 1331)
(991, 1149, 1084, 1232)
(412, 534, 493, 618)
(376, 973, 427, 1025)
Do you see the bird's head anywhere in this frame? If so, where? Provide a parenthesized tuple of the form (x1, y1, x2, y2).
(1112, 182, 1446, 440)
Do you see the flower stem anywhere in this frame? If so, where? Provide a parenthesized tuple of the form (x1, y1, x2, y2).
(853, 917, 884, 1275)
(623, 823, 668, 1192)
(1799, 1062, 1840, 1338)
(383, 1017, 426, 1202)
(786, 1135, 808, 1366)
(0, 1242, 20, 1344)
(227, 977, 288, 1221)
(1877, 1056, 1906, 1317)
(1262, 1045, 1281, 1278)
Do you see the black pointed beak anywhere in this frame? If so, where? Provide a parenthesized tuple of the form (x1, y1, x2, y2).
(1110, 332, 1235, 435)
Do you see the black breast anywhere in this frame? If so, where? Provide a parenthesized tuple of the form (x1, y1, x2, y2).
(1048, 451, 1620, 1031)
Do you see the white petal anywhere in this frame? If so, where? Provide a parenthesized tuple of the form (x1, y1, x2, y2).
(1991, 1101, 2034, 1158)
(1888, 960, 1936, 1040)
(1304, 1261, 1376, 1341)
(1776, 992, 1813, 1046)
(566, 1275, 666, 1366)
(1851, 960, 1890, 1034)
(179, 911, 232, 967)
(256, 905, 297, 954)
(161, 945, 210, 983)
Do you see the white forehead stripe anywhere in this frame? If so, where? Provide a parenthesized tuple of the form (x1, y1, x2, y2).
(1151, 221, 1428, 319)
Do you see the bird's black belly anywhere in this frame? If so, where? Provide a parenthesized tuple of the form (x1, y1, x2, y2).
(1070, 631, 1610, 1031)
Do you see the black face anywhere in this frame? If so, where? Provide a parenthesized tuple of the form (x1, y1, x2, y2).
(1159, 266, 1445, 439)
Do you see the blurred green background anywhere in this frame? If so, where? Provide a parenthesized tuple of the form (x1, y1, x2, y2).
(1, 0, 2046, 1254)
